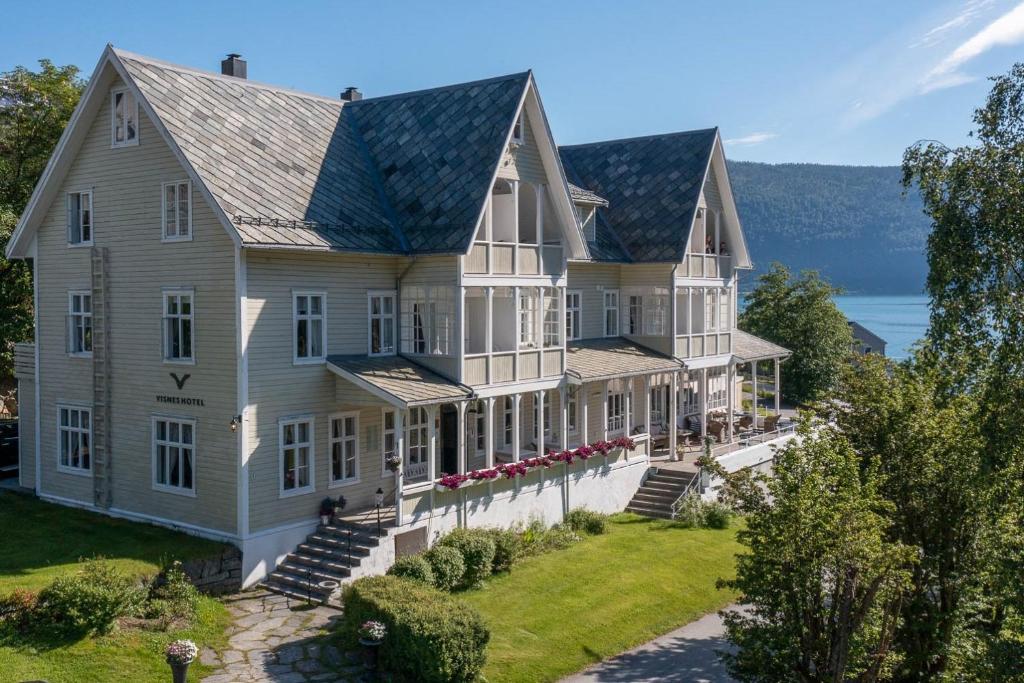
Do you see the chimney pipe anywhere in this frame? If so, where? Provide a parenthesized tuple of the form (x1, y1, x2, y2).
(340, 86, 362, 102)
(221, 53, 247, 79)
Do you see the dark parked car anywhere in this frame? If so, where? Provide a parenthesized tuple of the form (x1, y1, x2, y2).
(0, 419, 18, 479)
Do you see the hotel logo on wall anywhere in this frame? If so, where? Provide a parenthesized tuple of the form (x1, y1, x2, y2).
(156, 372, 205, 407)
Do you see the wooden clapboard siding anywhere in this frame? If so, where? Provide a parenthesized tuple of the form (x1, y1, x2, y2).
(567, 263, 621, 340)
(17, 377, 36, 490)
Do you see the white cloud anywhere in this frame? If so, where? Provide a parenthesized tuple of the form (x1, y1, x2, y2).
(922, 1, 1024, 92)
(910, 0, 993, 48)
(723, 132, 779, 146)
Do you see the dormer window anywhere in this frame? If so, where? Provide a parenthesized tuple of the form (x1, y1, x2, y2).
(511, 114, 524, 145)
(111, 88, 139, 148)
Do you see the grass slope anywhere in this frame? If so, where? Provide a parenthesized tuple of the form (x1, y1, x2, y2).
(459, 513, 741, 682)
(0, 491, 231, 682)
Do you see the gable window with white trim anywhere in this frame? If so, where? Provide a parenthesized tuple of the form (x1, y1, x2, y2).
(67, 291, 92, 356)
(279, 417, 314, 496)
(162, 181, 192, 241)
(293, 292, 326, 363)
(162, 289, 194, 363)
(329, 412, 359, 486)
(566, 290, 581, 341)
(57, 405, 91, 474)
(111, 88, 139, 148)
(603, 290, 619, 337)
(152, 416, 196, 495)
(67, 191, 93, 246)
(367, 291, 396, 356)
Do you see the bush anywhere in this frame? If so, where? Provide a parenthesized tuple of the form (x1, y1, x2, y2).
(145, 562, 199, 624)
(340, 575, 489, 682)
(36, 558, 147, 635)
(437, 529, 496, 589)
(520, 519, 580, 557)
(425, 545, 465, 592)
(387, 555, 435, 586)
(483, 527, 522, 573)
(564, 508, 608, 535)
(0, 589, 39, 633)
(672, 496, 734, 529)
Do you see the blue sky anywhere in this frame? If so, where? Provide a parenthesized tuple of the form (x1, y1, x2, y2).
(3, 0, 1023, 166)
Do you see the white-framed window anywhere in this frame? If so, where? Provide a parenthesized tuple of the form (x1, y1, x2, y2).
(67, 191, 93, 246)
(111, 87, 139, 148)
(502, 396, 514, 447)
(646, 294, 668, 336)
(279, 417, 314, 496)
(566, 290, 582, 341)
(603, 289, 619, 337)
(650, 384, 667, 426)
(511, 113, 524, 145)
(67, 291, 92, 356)
(162, 181, 192, 241)
(607, 391, 625, 434)
(367, 291, 396, 356)
(401, 286, 452, 356)
(406, 406, 428, 469)
(705, 288, 719, 332)
(542, 288, 561, 348)
(533, 391, 551, 439)
(57, 405, 91, 474)
(469, 400, 487, 455)
(162, 289, 194, 363)
(519, 288, 538, 349)
(329, 412, 359, 486)
(152, 416, 196, 495)
(719, 288, 731, 332)
(381, 409, 397, 478)
(293, 291, 326, 363)
(708, 368, 728, 410)
(628, 295, 643, 335)
(567, 386, 579, 434)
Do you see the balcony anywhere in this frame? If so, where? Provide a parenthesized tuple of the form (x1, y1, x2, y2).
(683, 253, 731, 279)
(464, 241, 563, 277)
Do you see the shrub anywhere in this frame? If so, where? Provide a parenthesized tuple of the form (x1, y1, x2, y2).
(36, 558, 147, 635)
(145, 562, 199, 624)
(483, 527, 522, 573)
(340, 575, 489, 682)
(703, 501, 734, 529)
(672, 495, 734, 529)
(387, 555, 435, 586)
(520, 519, 580, 557)
(564, 508, 608, 535)
(437, 529, 496, 589)
(425, 545, 465, 592)
(0, 589, 39, 633)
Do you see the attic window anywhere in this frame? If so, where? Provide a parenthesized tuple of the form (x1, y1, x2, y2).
(511, 114, 524, 145)
(111, 88, 139, 148)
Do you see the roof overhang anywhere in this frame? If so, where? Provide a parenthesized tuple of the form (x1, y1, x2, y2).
(327, 355, 473, 409)
(566, 338, 684, 384)
(731, 330, 792, 363)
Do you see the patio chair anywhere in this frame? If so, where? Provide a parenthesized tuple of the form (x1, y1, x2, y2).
(762, 414, 780, 434)
(707, 420, 726, 444)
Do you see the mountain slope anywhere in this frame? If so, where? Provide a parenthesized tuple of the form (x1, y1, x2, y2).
(727, 161, 931, 294)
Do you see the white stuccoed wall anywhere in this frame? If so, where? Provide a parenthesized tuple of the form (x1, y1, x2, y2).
(701, 432, 797, 500)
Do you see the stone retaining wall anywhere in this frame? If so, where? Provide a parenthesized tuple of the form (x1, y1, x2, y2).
(179, 545, 243, 595)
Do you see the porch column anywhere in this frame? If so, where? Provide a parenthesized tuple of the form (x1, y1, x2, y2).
(486, 287, 494, 382)
(601, 382, 609, 441)
(752, 360, 759, 426)
(726, 364, 734, 442)
(485, 396, 495, 469)
(513, 286, 520, 381)
(581, 385, 589, 445)
(456, 401, 467, 474)
(535, 390, 544, 458)
(512, 393, 521, 462)
(559, 385, 569, 451)
(395, 406, 405, 522)
(624, 377, 632, 437)
(700, 368, 708, 441)
(669, 371, 678, 461)
(428, 405, 437, 478)
(774, 358, 781, 415)
(643, 375, 651, 436)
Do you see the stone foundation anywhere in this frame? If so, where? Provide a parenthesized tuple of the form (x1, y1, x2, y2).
(179, 545, 243, 595)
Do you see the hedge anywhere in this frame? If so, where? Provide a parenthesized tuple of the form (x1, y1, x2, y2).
(340, 575, 489, 682)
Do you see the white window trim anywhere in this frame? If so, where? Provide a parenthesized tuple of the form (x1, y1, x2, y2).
(567, 386, 579, 435)
(56, 402, 92, 477)
(607, 391, 625, 435)
(162, 288, 196, 365)
(67, 290, 92, 358)
(110, 87, 139, 148)
(502, 397, 514, 447)
(161, 180, 193, 242)
(381, 408, 397, 479)
(566, 290, 582, 341)
(66, 190, 93, 247)
(328, 411, 360, 488)
(279, 416, 316, 498)
(604, 289, 619, 337)
(293, 290, 327, 365)
(151, 415, 197, 497)
(366, 290, 397, 357)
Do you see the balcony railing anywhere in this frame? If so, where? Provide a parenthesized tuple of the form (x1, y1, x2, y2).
(684, 253, 731, 279)
(464, 241, 563, 277)
(675, 332, 732, 359)
(462, 348, 564, 386)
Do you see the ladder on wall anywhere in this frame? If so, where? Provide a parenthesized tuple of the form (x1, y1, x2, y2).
(91, 247, 113, 509)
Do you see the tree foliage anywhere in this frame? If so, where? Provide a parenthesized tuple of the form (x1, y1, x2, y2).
(0, 59, 84, 378)
(721, 424, 915, 682)
(739, 262, 852, 405)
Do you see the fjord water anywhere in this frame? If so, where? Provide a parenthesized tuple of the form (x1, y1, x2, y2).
(834, 295, 929, 360)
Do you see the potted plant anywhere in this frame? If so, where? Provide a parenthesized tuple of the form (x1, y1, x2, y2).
(358, 619, 386, 670)
(384, 453, 402, 473)
(319, 497, 334, 526)
(165, 639, 198, 683)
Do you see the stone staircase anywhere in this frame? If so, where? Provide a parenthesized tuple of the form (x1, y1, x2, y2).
(261, 513, 395, 603)
(626, 467, 697, 520)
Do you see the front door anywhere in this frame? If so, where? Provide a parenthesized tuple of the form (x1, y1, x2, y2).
(440, 404, 458, 474)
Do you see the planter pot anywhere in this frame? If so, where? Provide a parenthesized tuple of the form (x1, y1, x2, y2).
(359, 638, 383, 670)
(168, 661, 190, 683)
(319, 514, 330, 526)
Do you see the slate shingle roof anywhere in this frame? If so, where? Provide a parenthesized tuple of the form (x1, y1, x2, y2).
(566, 338, 683, 382)
(559, 128, 718, 263)
(327, 355, 473, 407)
(117, 50, 528, 254)
(567, 182, 608, 206)
(732, 330, 791, 362)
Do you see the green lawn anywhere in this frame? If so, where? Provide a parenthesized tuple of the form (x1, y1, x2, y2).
(0, 491, 232, 682)
(459, 513, 742, 683)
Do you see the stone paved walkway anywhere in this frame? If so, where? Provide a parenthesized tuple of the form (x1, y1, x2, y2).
(200, 589, 366, 683)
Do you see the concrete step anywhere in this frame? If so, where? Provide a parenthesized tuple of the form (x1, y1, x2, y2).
(261, 578, 332, 604)
(641, 480, 688, 495)
(626, 504, 674, 520)
(632, 491, 678, 506)
(262, 572, 335, 600)
(295, 543, 364, 565)
(276, 561, 349, 585)
(287, 552, 354, 576)
(647, 472, 695, 485)
(306, 534, 373, 555)
(651, 468, 695, 480)
(316, 523, 383, 546)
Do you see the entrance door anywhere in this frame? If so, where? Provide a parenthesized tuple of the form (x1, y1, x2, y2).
(440, 404, 458, 474)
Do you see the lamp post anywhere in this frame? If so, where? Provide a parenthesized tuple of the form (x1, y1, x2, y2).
(374, 487, 384, 537)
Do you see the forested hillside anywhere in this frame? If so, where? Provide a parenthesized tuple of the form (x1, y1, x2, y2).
(727, 161, 931, 294)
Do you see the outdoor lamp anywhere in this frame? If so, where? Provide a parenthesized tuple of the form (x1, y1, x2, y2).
(229, 414, 242, 432)
(374, 488, 384, 507)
